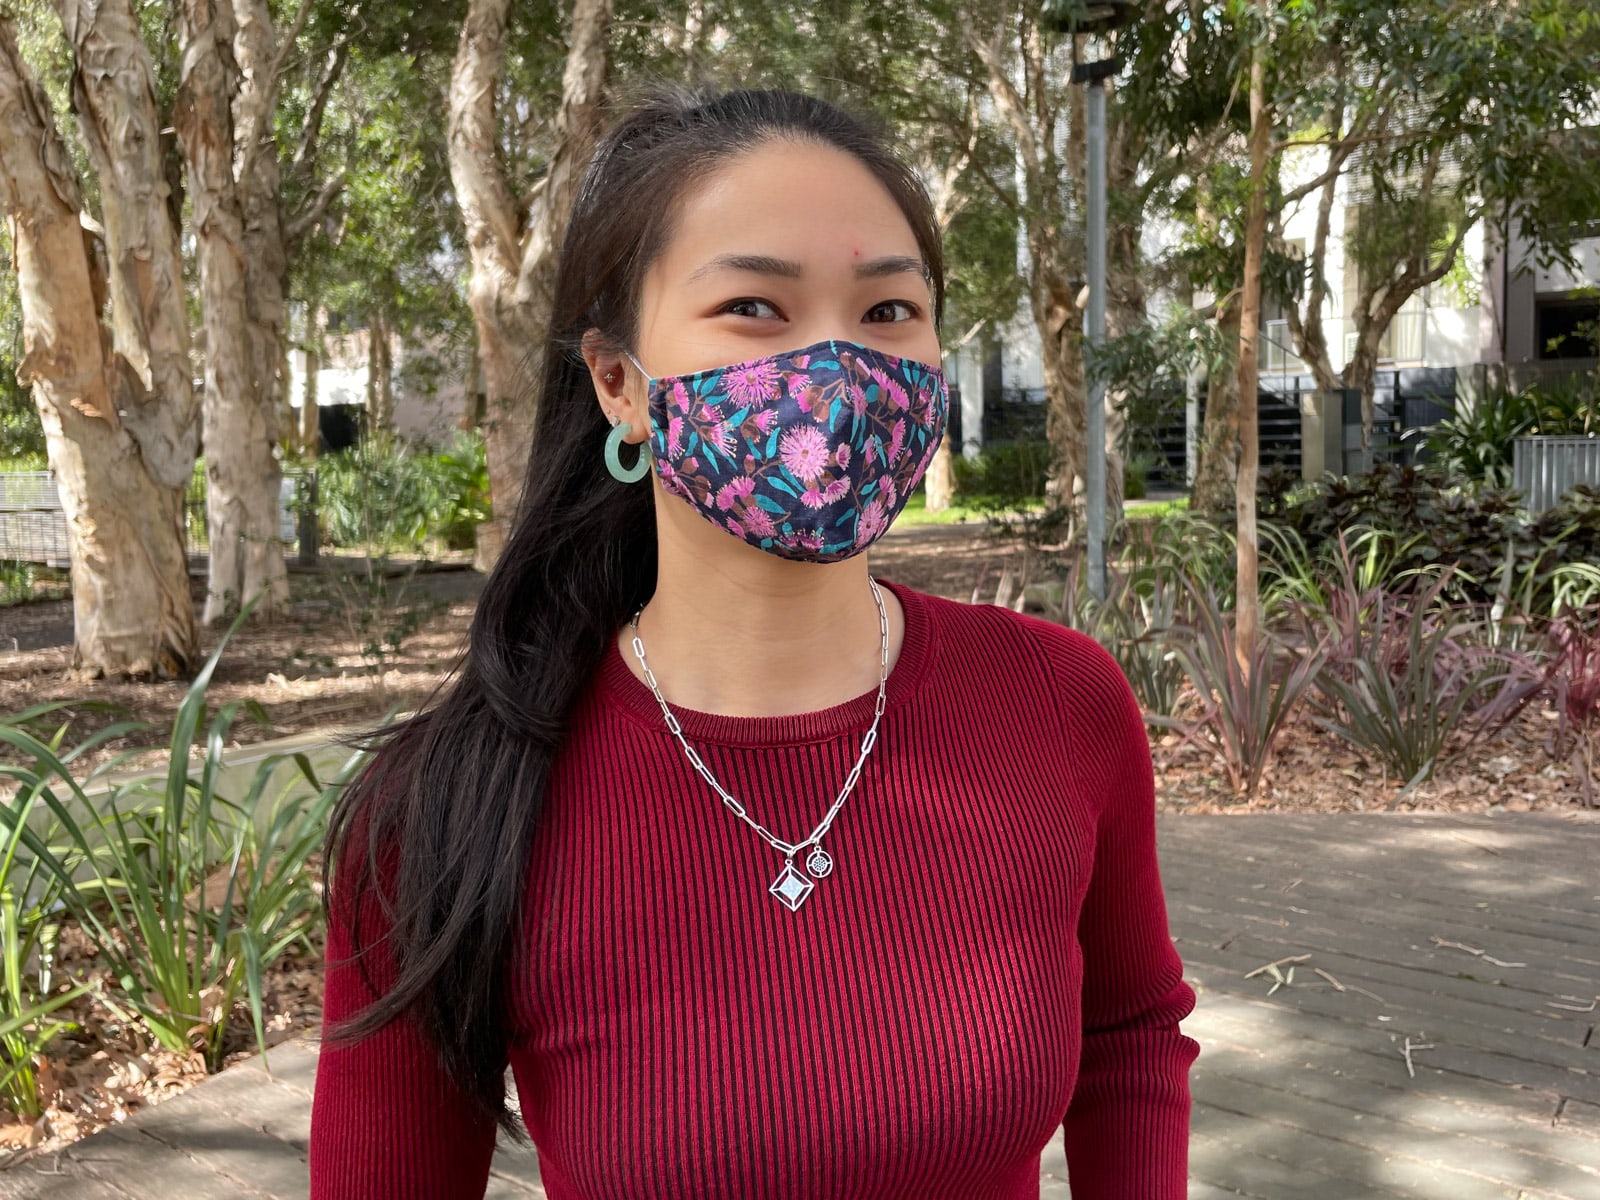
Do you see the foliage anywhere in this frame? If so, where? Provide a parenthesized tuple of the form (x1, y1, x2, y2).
(1539, 613, 1600, 807)
(950, 441, 1052, 506)
(1153, 582, 1326, 797)
(1421, 376, 1600, 488)
(1259, 463, 1600, 613)
(2, 800, 90, 1118)
(1054, 557, 1189, 721)
(309, 429, 489, 554)
(0, 597, 366, 1074)
(0, 231, 45, 466)
(1299, 559, 1535, 788)
(2, 559, 50, 609)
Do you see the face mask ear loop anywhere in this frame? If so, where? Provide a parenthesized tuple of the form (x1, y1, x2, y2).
(624, 349, 654, 388)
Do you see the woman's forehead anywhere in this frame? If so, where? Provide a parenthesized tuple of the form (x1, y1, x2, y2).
(654, 140, 924, 280)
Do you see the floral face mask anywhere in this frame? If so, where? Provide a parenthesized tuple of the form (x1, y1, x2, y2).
(626, 339, 948, 563)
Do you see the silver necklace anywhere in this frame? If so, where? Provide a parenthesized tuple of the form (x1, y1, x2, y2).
(628, 574, 890, 912)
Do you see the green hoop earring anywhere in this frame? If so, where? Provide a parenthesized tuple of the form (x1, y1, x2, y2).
(605, 421, 652, 483)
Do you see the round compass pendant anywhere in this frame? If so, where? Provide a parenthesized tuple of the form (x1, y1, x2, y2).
(805, 847, 834, 878)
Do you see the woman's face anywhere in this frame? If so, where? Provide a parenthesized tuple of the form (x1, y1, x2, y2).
(606, 137, 941, 396)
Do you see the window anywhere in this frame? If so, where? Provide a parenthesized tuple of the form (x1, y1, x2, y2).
(1536, 296, 1600, 359)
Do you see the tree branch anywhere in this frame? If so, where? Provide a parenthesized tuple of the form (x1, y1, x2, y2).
(284, 169, 343, 249)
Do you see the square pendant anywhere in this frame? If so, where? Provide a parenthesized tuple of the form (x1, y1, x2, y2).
(769, 862, 815, 911)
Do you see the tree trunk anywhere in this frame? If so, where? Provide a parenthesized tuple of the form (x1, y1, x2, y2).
(1193, 304, 1242, 514)
(1235, 0, 1272, 668)
(923, 438, 955, 511)
(1032, 270, 1088, 506)
(0, 14, 197, 679)
(301, 300, 321, 457)
(448, 0, 613, 569)
(366, 311, 394, 431)
(176, 0, 290, 624)
(235, 0, 292, 460)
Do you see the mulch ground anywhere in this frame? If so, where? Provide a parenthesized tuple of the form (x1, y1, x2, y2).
(0, 519, 1590, 1166)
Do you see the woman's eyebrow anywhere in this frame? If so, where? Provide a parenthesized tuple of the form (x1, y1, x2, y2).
(685, 253, 926, 282)
(852, 254, 926, 280)
(686, 253, 802, 282)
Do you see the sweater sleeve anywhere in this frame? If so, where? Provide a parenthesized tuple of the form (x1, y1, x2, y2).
(308, 833, 500, 1199)
(1038, 623, 1200, 1198)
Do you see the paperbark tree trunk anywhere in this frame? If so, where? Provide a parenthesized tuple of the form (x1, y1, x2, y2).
(0, 13, 198, 679)
(175, 0, 292, 624)
(448, 0, 613, 569)
(967, 19, 1087, 509)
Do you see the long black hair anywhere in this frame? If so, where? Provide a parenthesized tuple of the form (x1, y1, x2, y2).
(320, 82, 947, 1137)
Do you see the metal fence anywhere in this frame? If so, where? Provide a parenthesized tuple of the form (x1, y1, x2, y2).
(1147, 367, 1458, 487)
(1513, 436, 1600, 512)
(1, 470, 305, 567)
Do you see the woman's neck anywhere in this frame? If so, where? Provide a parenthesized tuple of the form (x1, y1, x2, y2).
(617, 554, 904, 719)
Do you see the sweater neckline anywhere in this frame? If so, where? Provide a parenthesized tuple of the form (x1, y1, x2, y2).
(596, 575, 933, 747)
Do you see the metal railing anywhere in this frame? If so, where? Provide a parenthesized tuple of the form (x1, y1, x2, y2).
(1, 470, 309, 567)
(1513, 435, 1600, 512)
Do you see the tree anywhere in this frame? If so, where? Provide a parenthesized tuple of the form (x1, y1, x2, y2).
(1236, 0, 1271, 663)
(966, 5, 1091, 511)
(1279, 0, 1600, 441)
(0, 8, 199, 678)
(175, 0, 298, 623)
(447, 0, 613, 567)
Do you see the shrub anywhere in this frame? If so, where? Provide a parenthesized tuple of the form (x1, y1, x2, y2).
(1299, 558, 1539, 788)
(1153, 582, 1326, 797)
(950, 441, 1052, 504)
(1259, 463, 1600, 613)
(1053, 558, 1189, 721)
(311, 429, 490, 554)
(1422, 375, 1600, 486)
(0, 596, 370, 1074)
(1540, 613, 1600, 807)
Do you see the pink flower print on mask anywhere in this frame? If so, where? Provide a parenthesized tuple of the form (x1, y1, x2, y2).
(887, 418, 906, 465)
(658, 461, 689, 499)
(855, 495, 888, 547)
(743, 506, 777, 538)
(777, 528, 824, 554)
(716, 477, 756, 512)
(780, 425, 831, 481)
(641, 338, 949, 564)
(723, 360, 782, 409)
(869, 365, 910, 412)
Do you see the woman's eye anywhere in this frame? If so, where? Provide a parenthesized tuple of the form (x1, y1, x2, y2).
(865, 300, 920, 323)
(720, 297, 781, 319)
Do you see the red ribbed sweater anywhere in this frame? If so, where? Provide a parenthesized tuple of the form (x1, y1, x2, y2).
(309, 576, 1199, 1198)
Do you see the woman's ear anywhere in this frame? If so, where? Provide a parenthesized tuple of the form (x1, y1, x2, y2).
(580, 329, 637, 427)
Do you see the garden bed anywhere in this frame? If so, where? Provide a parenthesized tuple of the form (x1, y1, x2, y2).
(2, 515, 1595, 1168)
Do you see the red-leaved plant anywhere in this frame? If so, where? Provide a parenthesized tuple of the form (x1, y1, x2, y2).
(1544, 612, 1600, 807)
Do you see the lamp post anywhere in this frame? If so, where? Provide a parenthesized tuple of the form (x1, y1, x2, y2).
(1044, 0, 1133, 602)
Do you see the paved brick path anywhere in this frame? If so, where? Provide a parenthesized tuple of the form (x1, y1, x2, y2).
(2, 812, 1596, 1199)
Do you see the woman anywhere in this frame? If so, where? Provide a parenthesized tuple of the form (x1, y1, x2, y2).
(309, 84, 1199, 1199)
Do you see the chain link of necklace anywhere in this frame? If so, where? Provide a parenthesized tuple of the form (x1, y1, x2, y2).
(628, 574, 889, 912)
